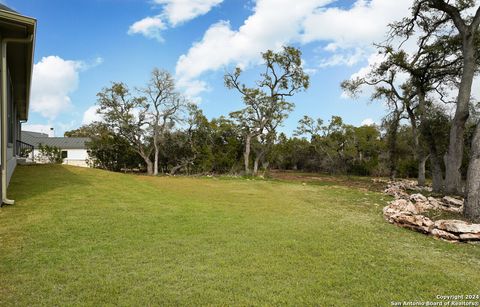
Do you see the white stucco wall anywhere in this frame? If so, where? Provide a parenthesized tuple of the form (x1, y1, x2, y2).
(63, 149, 89, 167)
(6, 146, 16, 187)
(64, 149, 88, 160)
(31, 148, 90, 168)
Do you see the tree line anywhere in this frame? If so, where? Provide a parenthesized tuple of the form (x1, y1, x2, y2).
(341, 0, 480, 221)
(66, 0, 480, 222)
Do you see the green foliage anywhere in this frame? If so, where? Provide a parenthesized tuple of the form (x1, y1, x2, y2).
(67, 109, 472, 179)
(419, 106, 450, 156)
(394, 126, 418, 178)
(271, 134, 314, 170)
(291, 116, 383, 175)
(225, 46, 310, 175)
(37, 144, 64, 164)
(66, 123, 144, 172)
(97, 82, 150, 148)
(209, 117, 244, 173)
(18, 147, 32, 158)
(156, 106, 244, 175)
(96, 82, 157, 173)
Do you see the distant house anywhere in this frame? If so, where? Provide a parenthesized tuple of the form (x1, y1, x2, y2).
(0, 5, 36, 205)
(21, 131, 91, 167)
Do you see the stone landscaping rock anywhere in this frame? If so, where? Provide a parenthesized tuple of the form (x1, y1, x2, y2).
(459, 233, 480, 241)
(388, 213, 433, 234)
(442, 196, 464, 208)
(410, 193, 428, 203)
(384, 186, 409, 199)
(383, 206, 399, 219)
(380, 179, 480, 243)
(383, 180, 432, 199)
(427, 197, 440, 207)
(431, 229, 460, 241)
(434, 220, 480, 234)
(409, 194, 435, 212)
(390, 199, 419, 213)
(441, 206, 463, 214)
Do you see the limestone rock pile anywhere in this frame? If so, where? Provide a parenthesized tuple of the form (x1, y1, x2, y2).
(383, 180, 432, 199)
(381, 180, 480, 243)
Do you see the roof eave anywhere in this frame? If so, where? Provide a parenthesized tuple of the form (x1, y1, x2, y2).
(0, 9, 37, 121)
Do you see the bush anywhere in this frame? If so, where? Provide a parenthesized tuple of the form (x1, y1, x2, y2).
(38, 144, 64, 164)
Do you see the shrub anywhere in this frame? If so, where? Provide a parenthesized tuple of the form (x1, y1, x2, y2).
(38, 144, 64, 164)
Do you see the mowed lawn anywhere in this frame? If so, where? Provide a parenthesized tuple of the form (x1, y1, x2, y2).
(1, 166, 480, 306)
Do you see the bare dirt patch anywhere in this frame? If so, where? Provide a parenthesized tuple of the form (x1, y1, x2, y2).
(268, 170, 386, 192)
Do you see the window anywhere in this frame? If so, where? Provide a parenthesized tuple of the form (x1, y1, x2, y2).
(61, 151, 68, 159)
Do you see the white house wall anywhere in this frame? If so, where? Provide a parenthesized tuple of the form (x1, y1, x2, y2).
(63, 149, 89, 167)
(31, 148, 90, 168)
(65, 149, 88, 160)
(7, 155, 17, 186)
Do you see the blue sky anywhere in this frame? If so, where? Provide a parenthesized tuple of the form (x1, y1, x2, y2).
(4, 0, 414, 136)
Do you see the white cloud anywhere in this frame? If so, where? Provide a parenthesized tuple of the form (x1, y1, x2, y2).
(175, 0, 333, 96)
(175, 0, 413, 99)
(128, 16, 166, 42)
(349, 52, 387, 81)
(156, 0, 224, 26)
(82, 106, 103, 125)
(31, 56, 82, 120)
(361, 118, 375, 126)
(340, 51, 388, 100)
(31, 55, 102, 121)
(301, 0, 412, 49)
(78, 57, 104, 70)
(129, 0, 223, 41)
(176, 78, 209, 103)
(318, 48, 366, 68)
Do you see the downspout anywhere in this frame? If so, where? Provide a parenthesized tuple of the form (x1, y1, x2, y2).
(1, 35, 33, 206)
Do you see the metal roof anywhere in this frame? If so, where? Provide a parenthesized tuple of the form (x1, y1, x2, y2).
(21, 131, 90, 149)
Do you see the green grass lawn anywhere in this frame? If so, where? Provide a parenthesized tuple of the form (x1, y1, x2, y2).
(1, 165, 479, 306)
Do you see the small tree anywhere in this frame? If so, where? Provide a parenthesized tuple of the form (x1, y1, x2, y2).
(225, 46, 309, 175)
(140, 68, 184, 176)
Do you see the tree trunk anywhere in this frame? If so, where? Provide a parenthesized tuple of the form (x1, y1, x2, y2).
(444, 42, 476, 195)
(387, 113, 400, 180)
(170, 164, 183, 176)
(253, 156, 260, 176)
(430, 153, 444, 194)
(406, 105, 425, 186)
(418, 154, 428, 187)
(145, 159, 154, 175)
(262, 161, 269, 172)
(423, 125, 444, 193)
(253, 145, 268, 177)
(464, 122, 480, 222)
(138, 148, 154, 176)
(416, 89, 445, 191)
(153, 145, 159, 176)
(244, 134, 252, 175)
(410, 115, 427, 187)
